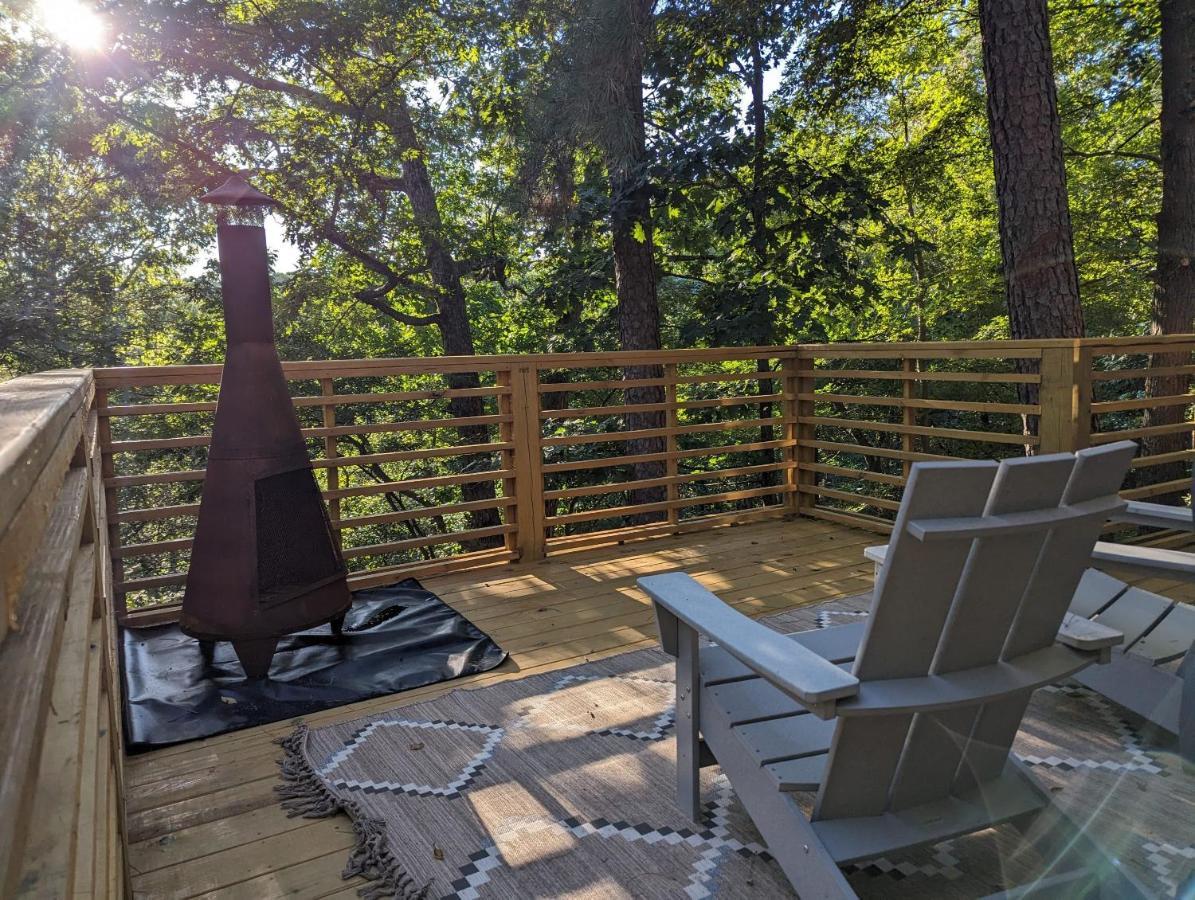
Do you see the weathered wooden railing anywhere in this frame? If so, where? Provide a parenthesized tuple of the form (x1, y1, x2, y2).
(64, 335, 1195, 622)
(0, 370, 127, 897)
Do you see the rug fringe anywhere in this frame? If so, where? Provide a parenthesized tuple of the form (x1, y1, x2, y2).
(275, 725, 429, 899)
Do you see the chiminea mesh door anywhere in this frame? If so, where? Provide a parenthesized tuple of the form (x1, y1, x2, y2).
(254, 468, 344, 608)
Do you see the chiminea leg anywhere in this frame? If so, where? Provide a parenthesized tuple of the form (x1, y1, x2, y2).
(232, 637, 279, 679)
(198, 640, 216, 665)
(330, 613, 346, 638)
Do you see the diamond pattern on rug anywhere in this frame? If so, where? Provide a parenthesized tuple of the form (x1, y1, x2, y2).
(317, 718, 504, 798)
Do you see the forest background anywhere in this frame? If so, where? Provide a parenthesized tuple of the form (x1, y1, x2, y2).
(0, 0, 1179, 376)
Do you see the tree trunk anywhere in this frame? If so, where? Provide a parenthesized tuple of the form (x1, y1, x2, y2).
(395, 100, 502, 542)
(1143, 0, 1195, 498)
(747, 35, 779, 500)
(608, 0, 666, 523)
(978, 0, 1084, 344)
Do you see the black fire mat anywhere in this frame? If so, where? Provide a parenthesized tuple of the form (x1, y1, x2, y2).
(119, 579, 508, 752)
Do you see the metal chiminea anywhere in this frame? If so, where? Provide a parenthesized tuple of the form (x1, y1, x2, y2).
(181, 174, 351, 678)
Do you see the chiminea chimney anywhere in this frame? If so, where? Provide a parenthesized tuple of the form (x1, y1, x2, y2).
(181, 175, 351, 678)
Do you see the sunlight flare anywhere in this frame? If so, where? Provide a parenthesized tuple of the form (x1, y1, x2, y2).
(35, 0, 107, 51)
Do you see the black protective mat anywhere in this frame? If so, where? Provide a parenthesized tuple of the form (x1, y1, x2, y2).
(119, 578, 507, 751)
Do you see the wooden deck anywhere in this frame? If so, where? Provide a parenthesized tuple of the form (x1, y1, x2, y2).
(122, 516, 1195, 898)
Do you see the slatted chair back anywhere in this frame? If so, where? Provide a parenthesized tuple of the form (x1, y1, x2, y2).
(812, 441, 1137, 822)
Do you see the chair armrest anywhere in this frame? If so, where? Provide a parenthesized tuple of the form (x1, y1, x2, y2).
(864, 545, 888, 567)
(1111, 499, 1194, 531)
(638, 572, 860, 710)
(1092, 541, 1195, 582)
(1057, 612, 1123, 655)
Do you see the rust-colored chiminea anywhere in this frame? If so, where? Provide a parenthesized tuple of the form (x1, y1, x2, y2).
(181, 175, 351, 678)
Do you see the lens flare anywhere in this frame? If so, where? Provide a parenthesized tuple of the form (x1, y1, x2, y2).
(35, 0, 107, 52)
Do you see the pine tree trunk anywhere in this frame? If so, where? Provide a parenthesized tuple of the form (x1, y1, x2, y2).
(608, 0, 666, 523)
(978, 0, 1084, 344)
(1143, 0, 1195, 497)
(395, 100, 502, 541)
(748, 35, 779, 500)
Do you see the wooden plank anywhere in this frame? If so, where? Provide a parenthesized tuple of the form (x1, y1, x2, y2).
(800, 484, 902, 512)
(333, 496, 516, 530)
(543, 505, 790, 553)
(800, 392, 1037, 416)
(800, 368, 1038, 384)
(542, 461, 791, 501)
(101, 386, 510, 416)
(541, 416, 794, 448)
(799, 415, 1036, 446)
(541, 438, 795, 474)
(0, 465, 90, 895)
(664, 363, 680, 530)
(70, 617, 105, 900)
(1091, 393, 1195, 414)
(13, 546, 96, 898)
(1091, 420, 1194, 443)
(0, 394, 87, 636)
(804, 462, 904, 487)
(543, 484, 792, 527)
(509, 366, 546, 562)
(804, 506, 894, 533)
(320, 379, 342, 551)
(87, 336, 1195, 391)
(338, 523, 517, 560)
(0, 371, 92, 637)
(108, 414, 512, 453)
(326, 468, 515, 500)
(538, 393, 789, 420)
(1091, 363, 1195, 382)
(1038, 344, 1082, 453)
(1121, 478, 1192, 500)
(804, 439, 954, 463)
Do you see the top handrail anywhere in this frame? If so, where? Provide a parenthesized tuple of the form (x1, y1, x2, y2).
(90, 335, 1195, 389)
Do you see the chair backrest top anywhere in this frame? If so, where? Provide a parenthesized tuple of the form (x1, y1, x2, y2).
(812, 440, 1136, 822)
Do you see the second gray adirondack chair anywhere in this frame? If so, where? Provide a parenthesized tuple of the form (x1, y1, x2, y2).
(639, 441, 1148, 899)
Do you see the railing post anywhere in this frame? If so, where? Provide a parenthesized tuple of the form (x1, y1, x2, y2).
(1038, 342, 1090, 453)
(789, 349, 816, 515)
(94, 387, 127, 621)
(507, 365, 546, 562)
(901, 356, 917, 479)
(319, 378, 342, 551)
(664, 363, 680, 529)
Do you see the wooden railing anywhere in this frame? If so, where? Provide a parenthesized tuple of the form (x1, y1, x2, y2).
(74, 335, 1195, 621)
(0, 370, 127, 897)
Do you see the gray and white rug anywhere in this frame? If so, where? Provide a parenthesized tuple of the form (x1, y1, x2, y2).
(277, 597, 1195, 899)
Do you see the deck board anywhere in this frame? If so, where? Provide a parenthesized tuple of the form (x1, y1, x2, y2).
(123, 516, 1194, 898)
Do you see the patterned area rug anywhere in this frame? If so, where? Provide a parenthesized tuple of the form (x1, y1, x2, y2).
(277, 596, 1195, 899)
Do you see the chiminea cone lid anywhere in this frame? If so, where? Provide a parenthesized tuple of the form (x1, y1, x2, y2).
(200, 174, 279, 208)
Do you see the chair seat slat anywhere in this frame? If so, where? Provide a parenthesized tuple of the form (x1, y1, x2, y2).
(1126, 603, 1195, 664)
(1094, 588, 1174, 646)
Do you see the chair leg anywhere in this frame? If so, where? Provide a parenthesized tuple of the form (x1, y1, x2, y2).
(1178, 642, 1194, 764)
(676, 623, 701, 824)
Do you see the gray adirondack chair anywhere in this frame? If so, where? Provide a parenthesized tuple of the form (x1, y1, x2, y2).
(640, 442, 1148, 899)
(865, 445, 1195, 761)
